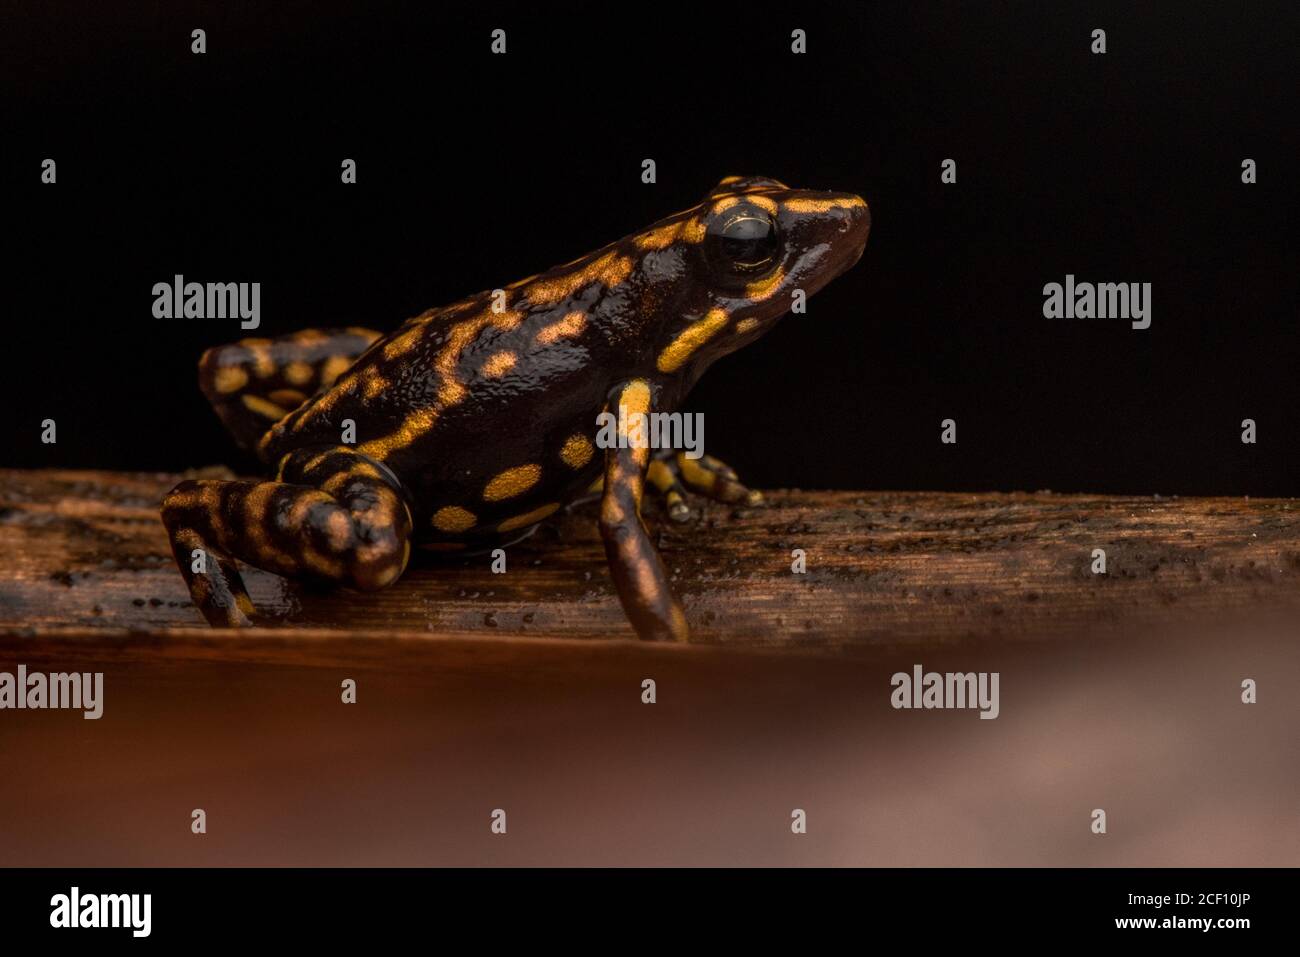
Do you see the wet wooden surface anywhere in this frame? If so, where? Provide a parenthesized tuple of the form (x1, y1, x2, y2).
(2, 467, 1298, 648)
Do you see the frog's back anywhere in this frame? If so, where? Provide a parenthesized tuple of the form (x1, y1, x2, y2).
(258, 241, 676, 544)
(256, 177, 869, 548)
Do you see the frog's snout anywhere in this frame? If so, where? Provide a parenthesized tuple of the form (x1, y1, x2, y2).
(816, 191, 870, 272)
(829, 191, 870, 236)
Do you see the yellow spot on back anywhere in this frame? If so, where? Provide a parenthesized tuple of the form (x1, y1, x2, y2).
(362, 371, 389, 398)
(357, 407, 438, 459)
(536, 311, 587, 345)
(560, 433, 594, 468)
(431, 505, 477, 533)
(284, 361, 314, 386)
(656, 308, 729, 373)
(483, 464, 541, 502)
(482, 351, 517, 378)
(269, 388, 307, 407)
(525, 251, 633, 306)
(735, 317, 760, 334)
(492, 309, 524, 331)
(359, 306, 525, 457)
(321, 355, 353, 386)
(246, 345, 276, 378)
(213, 365, 248, 394)
(436, 312, 496, 405)
(383, 326, 425, 359)
(497, 503, 559, 532)
(242, 394, 289, 420)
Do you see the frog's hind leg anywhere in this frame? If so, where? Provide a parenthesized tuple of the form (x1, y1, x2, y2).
(160, 447, 411, 626)
(198, 327, 382, 453)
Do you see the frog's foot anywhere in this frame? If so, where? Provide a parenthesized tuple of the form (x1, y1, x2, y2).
(160, 447, 411, 627)
(198, 327, 382, 453)
(648, 451, 765, 522)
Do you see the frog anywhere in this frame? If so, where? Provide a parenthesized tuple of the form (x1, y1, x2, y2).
(161, 175, 870, 641)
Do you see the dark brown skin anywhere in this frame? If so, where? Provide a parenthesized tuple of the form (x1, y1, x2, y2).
(161, 176, 870, 639)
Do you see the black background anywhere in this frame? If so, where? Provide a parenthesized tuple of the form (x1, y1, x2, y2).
(6, 1, 1297, 494)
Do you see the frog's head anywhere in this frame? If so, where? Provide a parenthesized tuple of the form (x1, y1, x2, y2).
(648, 175, 870, 379)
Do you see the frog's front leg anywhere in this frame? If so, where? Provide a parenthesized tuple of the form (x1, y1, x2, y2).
(160, 447, 411, 626)
(599, 380, 690, 642)
(647, 451, 764, 523)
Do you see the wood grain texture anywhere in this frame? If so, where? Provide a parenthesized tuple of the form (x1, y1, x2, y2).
(1, 467, 1298, 647)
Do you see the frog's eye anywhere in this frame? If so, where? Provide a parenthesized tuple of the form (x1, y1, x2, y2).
(705, 209, 780, 276)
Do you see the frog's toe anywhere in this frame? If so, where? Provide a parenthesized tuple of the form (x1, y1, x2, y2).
(646, 459, 692, 522)
(161, 501, 258, 628)
(674, 452, 764, 507)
